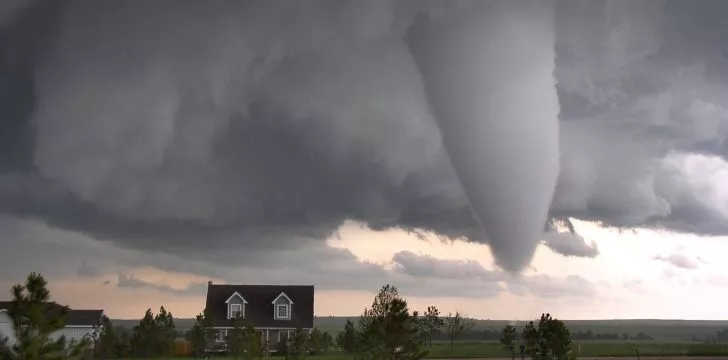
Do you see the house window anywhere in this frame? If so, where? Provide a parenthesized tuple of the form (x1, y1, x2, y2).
(230, 303, 243, 318)
(276, 304, 289, 319)
(216, 329, 227, 342)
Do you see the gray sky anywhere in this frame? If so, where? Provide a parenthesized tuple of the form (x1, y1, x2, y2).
(1, 0, 728, 318)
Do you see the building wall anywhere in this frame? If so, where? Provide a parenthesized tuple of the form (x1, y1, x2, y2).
(0, 313, 94, 349)
(0, 312, 15, 347)
(50, 326, 96, 345)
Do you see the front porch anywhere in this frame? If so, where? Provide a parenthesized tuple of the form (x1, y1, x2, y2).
(207, 327, 312, 353)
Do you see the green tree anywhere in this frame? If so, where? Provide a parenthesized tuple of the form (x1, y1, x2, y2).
(186, 310, 213, 358)
(240, 323, 265, 360)
(154, 307, 176, 357)
(226, 314, 246, 360)
(500, 325, 518, 359)
(95, 315, 117, 359)
(444, 311, 473, 351)
(319, 332, 333, 354)
(354, 284, 427, 360)
(421, 306, 443, 348)
(335, 319, 357, 354)
(521, 321, 539, 357)
(114, 328, 132, 359)
(131, 309, 159, 358)
(308, 329, 332, 355)
(1, 272, 90, 360)
(286, 328, 308, 360)
(536, 313, 571, 360)
(226, 315, 264, 360)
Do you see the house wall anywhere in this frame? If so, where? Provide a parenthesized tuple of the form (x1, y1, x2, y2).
(50, 326, 96, 345)
(0, 314, 94, 349)
(211, 327, 312, 351)
(0, 312, 15, 347)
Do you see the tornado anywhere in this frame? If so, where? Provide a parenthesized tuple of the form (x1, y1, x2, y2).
(406, 0, 560, 272)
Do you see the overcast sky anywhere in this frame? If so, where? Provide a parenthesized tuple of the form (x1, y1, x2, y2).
(3, 0, 728, 320)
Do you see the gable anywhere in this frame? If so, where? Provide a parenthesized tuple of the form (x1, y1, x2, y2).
(225, 291, 248, 304)
(271, 292, 294, 305)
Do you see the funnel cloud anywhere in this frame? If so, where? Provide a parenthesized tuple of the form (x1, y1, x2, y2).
(1, 0, 728, 274)
(407, 0, 560, 271)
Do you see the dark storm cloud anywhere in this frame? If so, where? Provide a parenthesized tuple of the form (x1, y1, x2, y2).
(1, 0, 728, 273)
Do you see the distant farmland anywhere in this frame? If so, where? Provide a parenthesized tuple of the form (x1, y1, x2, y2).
(112, 316, 728, 342)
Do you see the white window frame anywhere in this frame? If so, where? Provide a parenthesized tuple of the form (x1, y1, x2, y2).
(229, 303, 243, 319)
(276, 304, 290, 319)
(225, 291, 248, 319)
(216, 329, 227, 342)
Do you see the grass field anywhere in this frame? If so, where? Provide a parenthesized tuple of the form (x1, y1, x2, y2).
(111, 317, 728, 342)
(195, 341, 728, 359)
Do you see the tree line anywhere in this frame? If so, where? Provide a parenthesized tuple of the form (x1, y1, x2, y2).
(95, 307, 335, 359)
(333, 284, 576, 360)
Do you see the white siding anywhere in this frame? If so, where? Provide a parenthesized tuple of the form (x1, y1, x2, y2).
(50, 327, 96, 345)
(0, 312, 15, 347)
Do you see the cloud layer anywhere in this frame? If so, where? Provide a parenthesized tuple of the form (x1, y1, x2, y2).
(1, 1, 728, 275)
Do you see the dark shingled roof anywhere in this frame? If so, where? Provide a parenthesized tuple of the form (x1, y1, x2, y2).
(0, 301, 104, 326)
(205, 284, 314, 328)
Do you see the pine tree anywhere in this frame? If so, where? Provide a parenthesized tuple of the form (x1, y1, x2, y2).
(186, 311, 211, 358)
(131, 309, 158, 358)
(226, 314, 246, 360)
(1, 272, 90, 360)
(95, 315, 117, 359)
(154, 307, 176, 357)
(335, 319, 357, 354)
(114, 329, 132, 359)
(240, 323, 265, 360)
(355, 285, 427, 360)
(286, 328, 308, 360)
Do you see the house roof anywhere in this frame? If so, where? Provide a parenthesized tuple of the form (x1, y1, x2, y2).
(205, 284, 314, 329)
(0, 301, 104, 327)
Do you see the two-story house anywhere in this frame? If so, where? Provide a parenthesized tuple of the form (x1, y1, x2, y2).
(204, 282, 314, 350)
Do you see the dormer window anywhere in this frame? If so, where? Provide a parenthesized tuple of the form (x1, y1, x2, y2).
(225, 291, 248, 319)
(272, 292, 293, 320)
(230, 304, 242, 318)
(276, 304, 289, 319)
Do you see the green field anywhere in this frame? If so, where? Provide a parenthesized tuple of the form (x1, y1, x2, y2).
(111, 317, 728, 342)
(310, 317, 728, 342)
(153, 341, 728, 359)
(111, 317, 728, 359)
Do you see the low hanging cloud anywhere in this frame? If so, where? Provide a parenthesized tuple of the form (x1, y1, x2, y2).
(1, 0, 728, 277)
(542, 232, 599, 258)
(116, 274, 208, 296)
(654, 253, 700, 269)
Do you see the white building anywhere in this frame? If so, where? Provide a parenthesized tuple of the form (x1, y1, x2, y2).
(0, 302, 104, 348)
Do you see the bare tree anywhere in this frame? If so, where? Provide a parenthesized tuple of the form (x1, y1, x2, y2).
(422, 306, 444, 348)
(444, 311, 473, 351)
